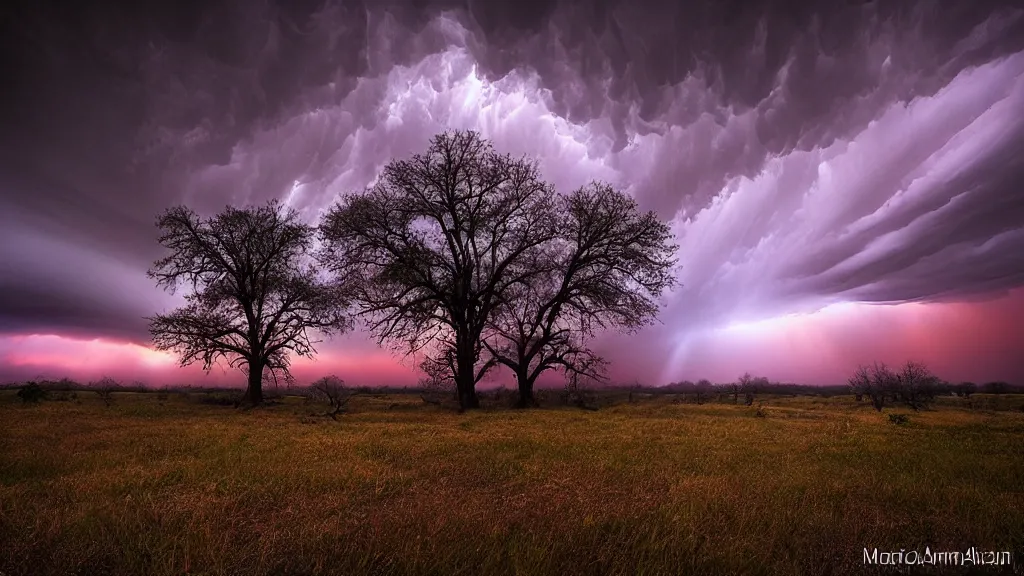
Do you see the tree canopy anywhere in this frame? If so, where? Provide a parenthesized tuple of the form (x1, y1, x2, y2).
(319, 131, 677, 409)
(482, 183, 677, 406)
(147, 201, 350, 405)
(320, 131, 561, 409)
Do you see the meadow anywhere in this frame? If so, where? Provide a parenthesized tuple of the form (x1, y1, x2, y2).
(1, 390, 1023, 575)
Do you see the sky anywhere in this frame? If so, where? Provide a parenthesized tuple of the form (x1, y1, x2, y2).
(1, 0, 1023, 388)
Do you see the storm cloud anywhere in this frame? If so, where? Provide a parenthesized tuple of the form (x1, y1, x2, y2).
(1, 0, 1022, 384)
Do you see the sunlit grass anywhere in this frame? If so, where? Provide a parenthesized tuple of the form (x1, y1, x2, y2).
(1, 392, 1022, 575)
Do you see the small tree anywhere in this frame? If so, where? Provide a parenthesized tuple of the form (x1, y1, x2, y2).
(741, 376, 769, 406)
(309, 375, 353, 420)
(147, 201, 351, 406)
(736, 373, 754, 405)
(849, 365, 870, 403)
(91, 376, 120, 407)
(694, 379, 712, 405)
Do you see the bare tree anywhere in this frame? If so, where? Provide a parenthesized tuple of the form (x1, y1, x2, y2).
(849, 365, 871, 403)
(91, 376, 120, 407)
(694, 379, 712, 405)
(309, 375, 354, 420)
(482, 183, 677, 408)
(743, 376, 769, 406)
(319, 131, 560, 410)
(561, 351, 605, 411)
(147, 201, 351, 406)
(850, 363, 899, 411)
(736, 373, 752, 404)
(417, 344, 462, 407)
(897, 360, 938, 410)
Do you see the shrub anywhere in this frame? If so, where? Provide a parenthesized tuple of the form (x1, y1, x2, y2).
(198, 393, 237, 406)
(17, 382, 47, 403)
(888, 413, 909, 426)
(50, 391, 78, 402)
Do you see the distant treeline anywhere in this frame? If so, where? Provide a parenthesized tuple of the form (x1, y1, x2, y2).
(2, 377, 1019, 397)
(660, 379, 1022, 397)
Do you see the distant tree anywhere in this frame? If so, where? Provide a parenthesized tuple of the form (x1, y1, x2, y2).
(850, 363, 899, 411)
(983, 381, 1010, 394)
(671, 380, 692, 402)
(147, 201, 351, 406)
(737, 373, 755, 405)
(91, 376, 120, 407)
(896, 361, 939, 410)
(628, 380, 645, 404)
(849, 365, 870, 403)
(744, 376, 769, 406)
(955, 381, 977, 398)
(481, 183, 677, 408)
(309, 375, 353, 420)
(694, 379, 713, 405)
(319, 131, 562, 411)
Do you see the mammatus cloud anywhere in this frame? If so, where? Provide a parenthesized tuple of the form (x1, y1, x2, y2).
(1, 0, 1022, 385)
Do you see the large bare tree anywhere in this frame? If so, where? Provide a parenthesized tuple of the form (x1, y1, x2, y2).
(482, 183, 678, 407)
(319, 131, 560, 410)
(147, 201, 350, 405)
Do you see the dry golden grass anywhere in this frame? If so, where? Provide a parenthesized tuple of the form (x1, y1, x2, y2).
(1, 391, 1023, 575)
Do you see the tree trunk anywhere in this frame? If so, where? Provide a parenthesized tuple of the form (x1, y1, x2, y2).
(457, 382, 479, 410)
(244, 359, 264, 406)
(455, 348, 479, 411)
(515, 369, 538, 408)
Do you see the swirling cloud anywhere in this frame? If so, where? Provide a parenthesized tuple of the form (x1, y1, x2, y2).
(1, 0, 1022, 385)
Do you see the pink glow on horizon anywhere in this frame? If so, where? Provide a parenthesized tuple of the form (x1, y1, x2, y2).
(0, 334, 419, 387)
(0, 335, 177, 372)
(660, 289, 1024, 385)
(3, 288, 1022, 388)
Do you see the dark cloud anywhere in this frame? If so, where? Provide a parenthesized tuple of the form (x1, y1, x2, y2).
(1, 0, 1023, 383)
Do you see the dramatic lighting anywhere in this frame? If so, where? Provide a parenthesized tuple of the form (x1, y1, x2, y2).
(1, 1, 1022, 386)
(0, 335, 177, 375)
(720, 302, 863, 336)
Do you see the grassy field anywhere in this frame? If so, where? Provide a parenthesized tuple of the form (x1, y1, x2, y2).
(1, 391, 1023, 575)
